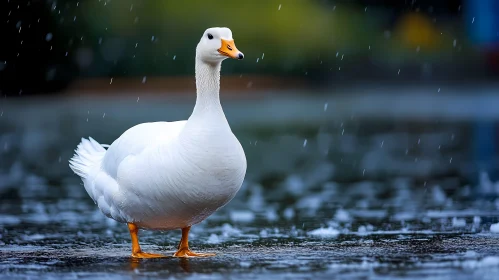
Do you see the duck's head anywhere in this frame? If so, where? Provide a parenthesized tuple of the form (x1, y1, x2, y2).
(196, 27, 244, 63)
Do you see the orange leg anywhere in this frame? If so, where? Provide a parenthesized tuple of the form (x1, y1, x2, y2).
(128, 223, 165, 258)
(173, 226, 215, 258)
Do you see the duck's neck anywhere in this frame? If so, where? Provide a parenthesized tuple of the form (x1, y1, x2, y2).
(180, 58, 229, 143)
(191, 59, 223, 117)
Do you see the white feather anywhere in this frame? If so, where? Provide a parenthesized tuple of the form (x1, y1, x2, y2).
(69, 27, 247, 230)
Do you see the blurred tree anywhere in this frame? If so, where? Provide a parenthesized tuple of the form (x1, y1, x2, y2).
(0, 0, 493, 95)
(62, 0, 384, 77)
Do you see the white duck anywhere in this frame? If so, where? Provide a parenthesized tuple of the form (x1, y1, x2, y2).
(69, 27, 246, 258)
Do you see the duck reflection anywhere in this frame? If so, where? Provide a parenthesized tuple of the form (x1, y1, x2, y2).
(128, 256, 192, 273)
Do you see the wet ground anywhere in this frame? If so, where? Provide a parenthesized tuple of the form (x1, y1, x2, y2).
(1, 90, 499, 279)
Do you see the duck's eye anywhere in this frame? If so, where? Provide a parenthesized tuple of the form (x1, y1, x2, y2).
(207, 33, 213, 40)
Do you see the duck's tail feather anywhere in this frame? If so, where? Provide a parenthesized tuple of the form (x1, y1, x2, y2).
(69, 137, 107, 179)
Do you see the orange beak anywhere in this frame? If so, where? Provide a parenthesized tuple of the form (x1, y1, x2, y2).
(218, 39, 244, 60)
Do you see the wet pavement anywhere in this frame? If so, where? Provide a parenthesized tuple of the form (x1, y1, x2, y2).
(1, 93, 499, 279)
(2, 196, 499, 279)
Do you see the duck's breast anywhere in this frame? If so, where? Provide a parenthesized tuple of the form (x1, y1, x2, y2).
(173, 130, 247, 211)
(116, 129, 246, 229)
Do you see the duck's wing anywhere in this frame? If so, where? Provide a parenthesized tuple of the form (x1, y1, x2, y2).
(70, 121, 186, 222)
(102, 121, 187, 179)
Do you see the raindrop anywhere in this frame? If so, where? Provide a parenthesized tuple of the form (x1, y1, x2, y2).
(142, 76, 147, 83)
(261, 53, 264, 59)
(77, 2, 79, 6)
(438, 88, 441, 92)
(438, 145, 441, 150)
(324, 102, 328, 111)
(103, 113, 106, 118)
(362, 169, 366, 176)
(173, 55, 176, 60)
(303, 139, 307, 147)
(135, 43, 138, 48)
(45, 33, 53, 41)
(449, 157, 453, 163)
(369, 45, 371, 50)
(398, 69, 401, 75)
(109, 78, 113, 84)
(256, 58, 259, 63)
(341, 129, 345, 135)
(365, 7, 367, 12)
(151, 36, 155, 41)
(405, 149, 409, 155)
(338, 67, 341, 70)
(278, 4, 281, 10)
(380, 140, 384, 148)
(98, 37, 103, 44)
(341, 54, 344, 60)
(137, 97, 140, 102)
(336, 52, 339, 57)
(65, 52, 68, 56)
(472, 17, 475, 24)
(130, 4, 133, 11)
(453, 39, 457, 47)
(58, 156, 62, 163)
(416, 46, 420, 52)
(74, 16, 76, 21)
(451, 134, 455, 141)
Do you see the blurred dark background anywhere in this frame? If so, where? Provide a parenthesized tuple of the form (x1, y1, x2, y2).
(2, 1, 499, 278)
(0, 0, 498, 95)
(1, 0, 499, 196)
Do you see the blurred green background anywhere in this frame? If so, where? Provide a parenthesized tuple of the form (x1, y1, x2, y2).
(1, 0, 498, 94)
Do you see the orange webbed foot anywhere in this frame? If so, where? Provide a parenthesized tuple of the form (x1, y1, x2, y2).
(173, 248, 216, 258)
(173, 226, 216, 258)
(128, 223, 166, 259)
(131, 251, 166, 259)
